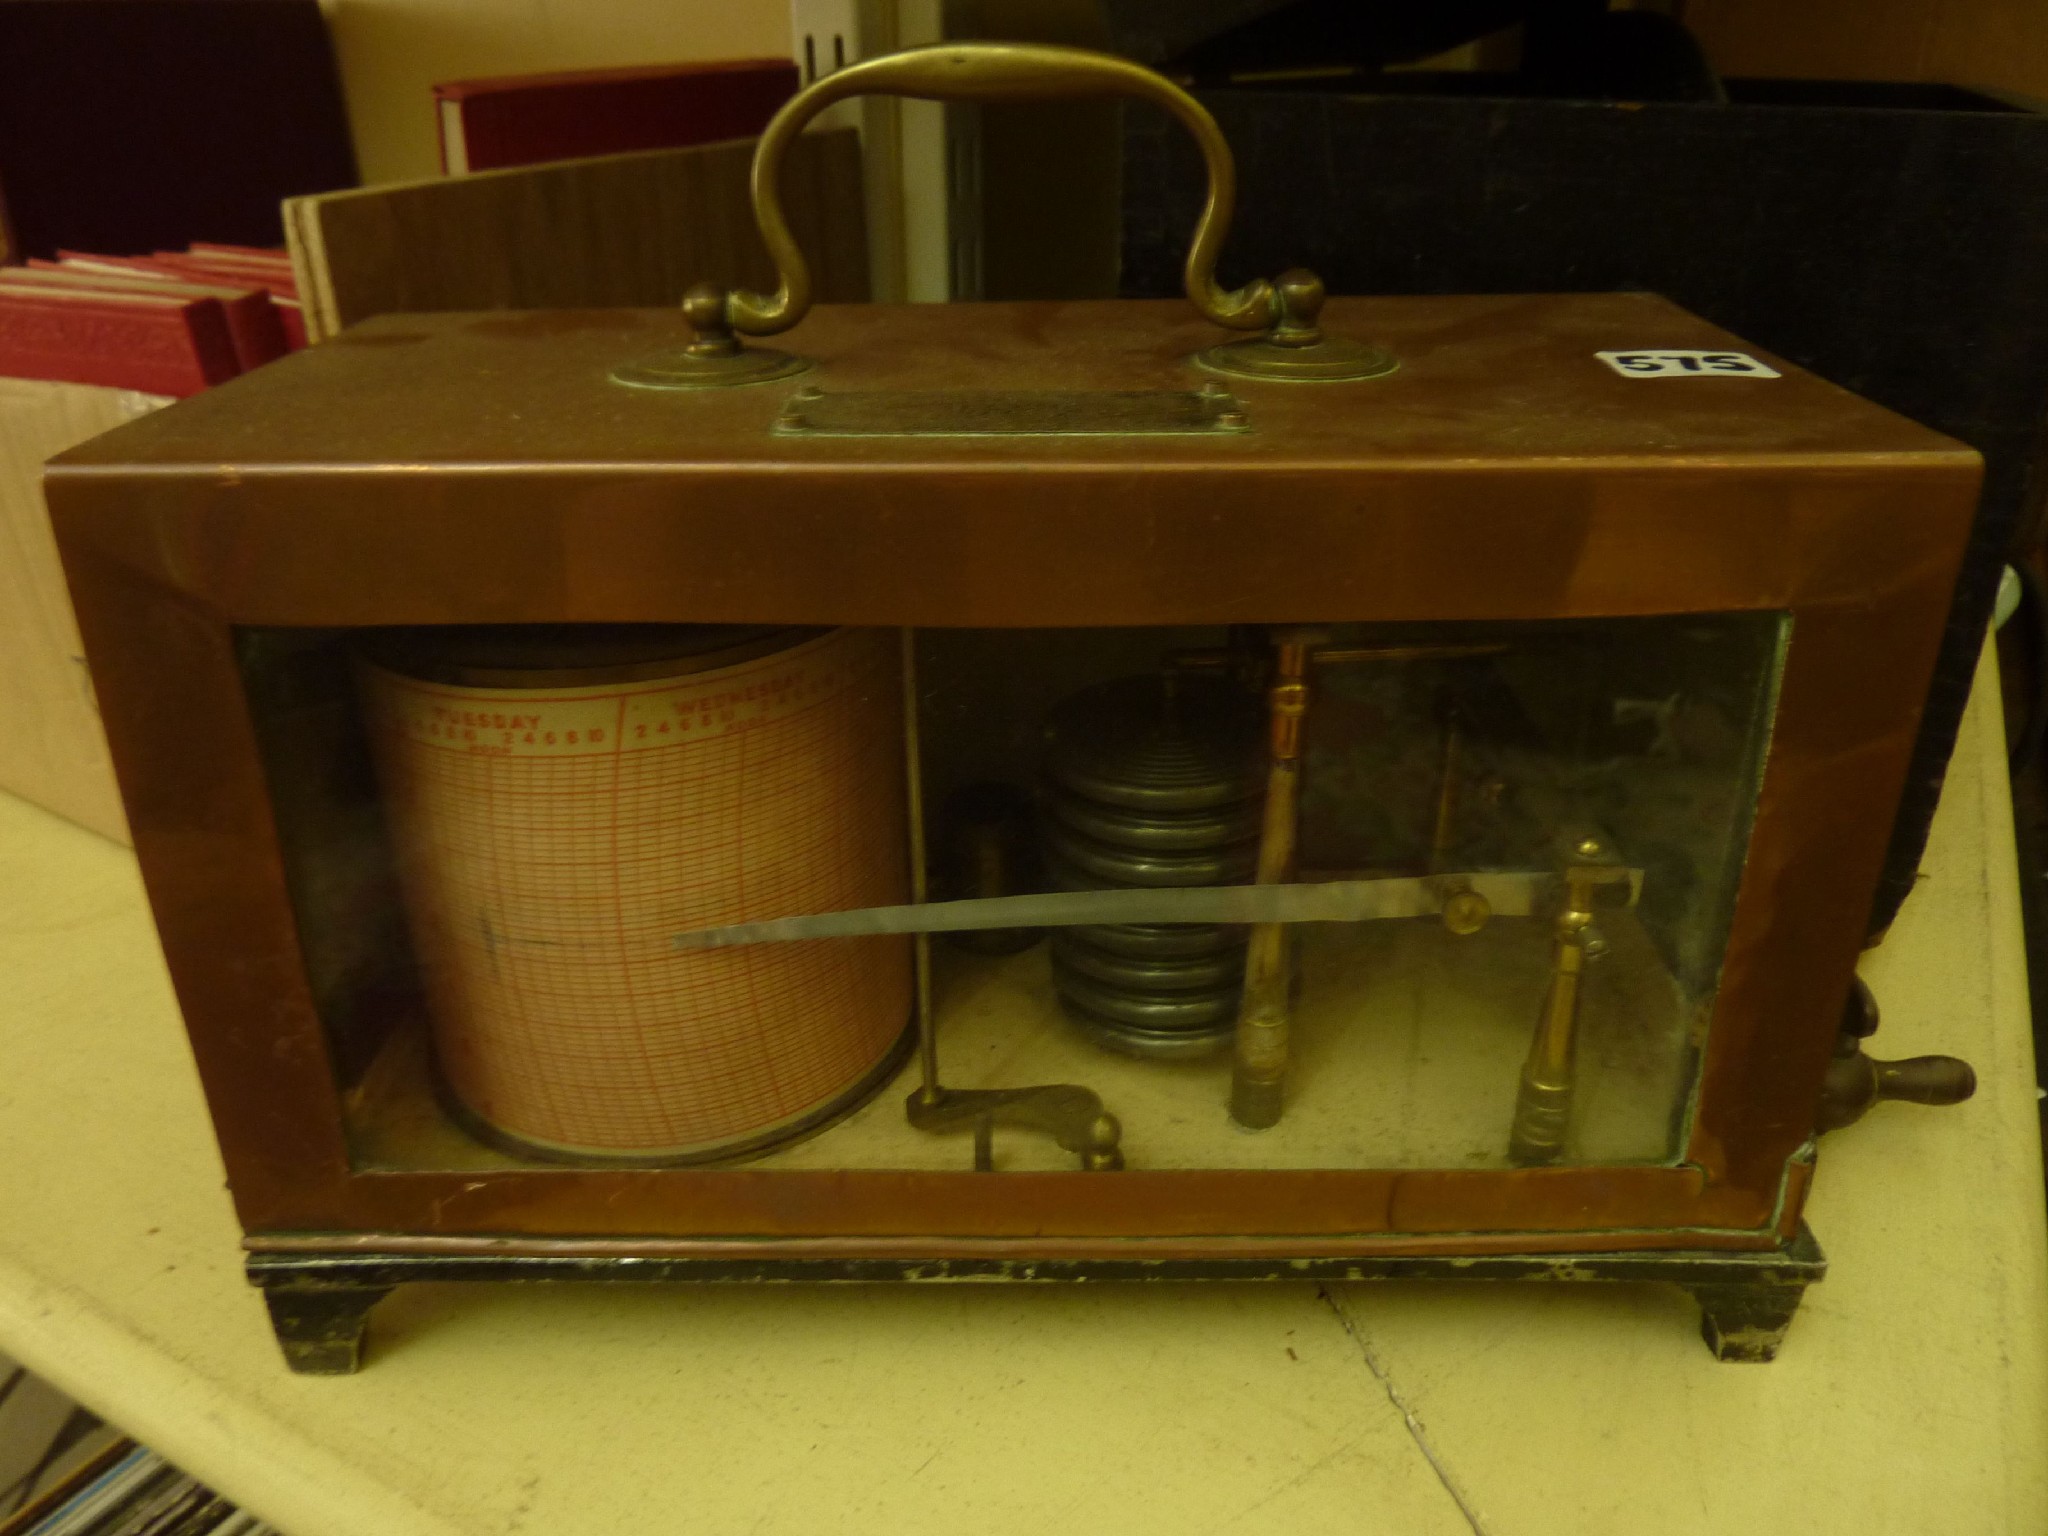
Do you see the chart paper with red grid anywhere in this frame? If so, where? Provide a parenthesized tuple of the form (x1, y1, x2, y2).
(360, 627, 911, 1157)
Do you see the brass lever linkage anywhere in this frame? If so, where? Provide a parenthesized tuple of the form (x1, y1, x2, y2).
(1509, 835, 1634, 1166)
(905, 1085, 1124, 1171)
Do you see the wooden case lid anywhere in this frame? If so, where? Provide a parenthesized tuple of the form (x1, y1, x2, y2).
(48, 293, 1974, 474)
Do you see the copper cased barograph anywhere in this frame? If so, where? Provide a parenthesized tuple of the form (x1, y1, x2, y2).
(44, 46, 1982, 1374)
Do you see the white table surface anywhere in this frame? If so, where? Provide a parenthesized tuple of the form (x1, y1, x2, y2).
(1, 648, 2041, 1536)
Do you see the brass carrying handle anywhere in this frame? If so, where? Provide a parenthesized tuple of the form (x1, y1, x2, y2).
(684, 42, 1305, 354)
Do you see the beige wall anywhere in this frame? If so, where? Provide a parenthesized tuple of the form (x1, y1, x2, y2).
(322, 0, 794, 184)
(1687, 0, 2048, 100)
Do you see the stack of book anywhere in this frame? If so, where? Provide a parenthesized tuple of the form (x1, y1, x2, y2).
(0, 244, 306, 842)
(0, 244, 305, 396)
(0, 1442, 272, 1536)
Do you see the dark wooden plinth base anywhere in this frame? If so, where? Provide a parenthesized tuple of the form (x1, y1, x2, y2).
(248, 1225, 1824, 1374)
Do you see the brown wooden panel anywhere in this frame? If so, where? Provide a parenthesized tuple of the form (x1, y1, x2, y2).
(285, 128, 868, 340)
(249, 1225, 1791, 1261)
(54, 294, 1967, 472)
(259, 1164, 1767, 1244)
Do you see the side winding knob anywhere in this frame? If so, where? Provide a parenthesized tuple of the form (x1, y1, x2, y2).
(1815, 976, 1977, 1133)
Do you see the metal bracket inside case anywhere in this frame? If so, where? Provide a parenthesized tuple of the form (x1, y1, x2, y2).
(773, 384, 1251, 438)
(905, 1085, 1125, 1171)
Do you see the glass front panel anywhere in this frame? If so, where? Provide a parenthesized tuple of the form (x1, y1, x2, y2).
(237, 614, 1785, 1178)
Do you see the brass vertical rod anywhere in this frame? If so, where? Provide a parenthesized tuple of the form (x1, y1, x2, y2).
(913, 941, 937, 1104)
(1508, 868, 1597, 1164)
(1429, 712, 1462, 871)
(1229, 634, 1313, 1130)
(899, 627, 939, 1105)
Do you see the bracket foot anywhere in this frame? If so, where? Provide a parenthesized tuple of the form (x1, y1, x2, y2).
(259, 1284, 393, 1375)
(1690, 1280, 1807, 1362)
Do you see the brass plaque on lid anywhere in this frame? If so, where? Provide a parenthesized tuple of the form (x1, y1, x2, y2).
(771, 384, 1252, 438)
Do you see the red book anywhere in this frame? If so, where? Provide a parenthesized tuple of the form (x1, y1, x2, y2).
(60, 248, 293, 297)
(21, 261, 288, 370)
(50, 246, 309, 351)
(187, 242, 298, 263)
(0, 286, 240, 395)
(432, 58, 798, 174)
(106, 251, 307, 348)
(55, 250, 190, 280)
(148, 251, 299, 299)
(271, 296, 309, 351)
(57, 251, 306, 350)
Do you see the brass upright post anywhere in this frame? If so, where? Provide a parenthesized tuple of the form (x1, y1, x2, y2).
(1229, 632, 1315, 1130)
(1509, 865, 1600, 1165)
(900, 627, 940, 1107)
(1429, 712, 1462, 870)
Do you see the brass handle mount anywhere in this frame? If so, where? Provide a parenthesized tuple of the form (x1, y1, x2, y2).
(614, 42, 1396, 389)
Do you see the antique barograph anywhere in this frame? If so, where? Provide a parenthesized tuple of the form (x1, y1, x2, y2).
(45, 44, 1978, 1373)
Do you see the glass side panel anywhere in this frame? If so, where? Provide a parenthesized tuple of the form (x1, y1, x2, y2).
(237, 614, 1785, 1176)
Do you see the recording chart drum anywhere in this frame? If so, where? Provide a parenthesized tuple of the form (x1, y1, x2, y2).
(358, 624, 913, 1163)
